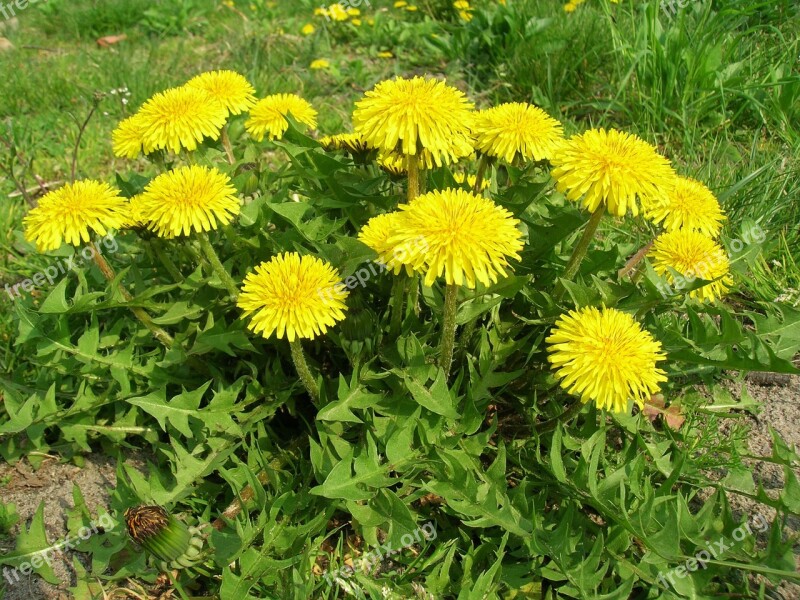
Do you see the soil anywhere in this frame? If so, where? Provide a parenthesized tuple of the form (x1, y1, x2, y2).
(0, 376, 797, 599)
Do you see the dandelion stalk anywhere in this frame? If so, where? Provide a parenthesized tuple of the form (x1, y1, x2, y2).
(290, 338, 320, 403)
(473, 154, 491, 195)
(220, 125, 236, 165)
(407, 153, 420, 204)
(92, 251, 174, 348)
(389, 275, 407, 337)
(197, 232, 239, 300)
(555, 205, 606, 298)
(439, 283, 459, 378)
(148, 239, 184, 283)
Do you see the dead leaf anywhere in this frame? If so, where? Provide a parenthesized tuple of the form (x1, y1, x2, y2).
(96, 34, 127, 47)
(643, 394, 686, 429)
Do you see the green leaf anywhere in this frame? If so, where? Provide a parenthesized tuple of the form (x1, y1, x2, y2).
(404, 371, 459, 419)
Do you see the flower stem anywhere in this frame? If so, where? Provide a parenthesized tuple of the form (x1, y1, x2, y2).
(473, 154, 491, 194)
(534, 401, 585, 434)
(290, 338, 320, 403)
(197, 232, 239, 300)
(389, 274, 407, 337)
(220, 126, 236, 165)
(555, 205, 606, 299)
(439, 283, 459, 378)
(91, 251, 174, 348)
(149, 239, 184, 283)
(617, 239, 655, 282)
(407, 154, 419, 204)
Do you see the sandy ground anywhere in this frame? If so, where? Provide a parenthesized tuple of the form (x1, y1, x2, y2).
(0, 377, 798, 599)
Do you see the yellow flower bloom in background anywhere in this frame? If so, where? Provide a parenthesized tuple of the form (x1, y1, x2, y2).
(563, 2, 577, 12)
(112, 114, 148, 159)
(347, 7, 360, 16)
(453, 0, 470, 8)
(137, 86, 228, 154)
(394, 0, 407, 6)
(377, 153, 408, 177)
(245, 93, 318, 141)
(547, 306, 667, 413)
(301, 23, 315, 35)
(319, 133, 370, 154)
(326, 3, 349, 20)
(185, 70, 257, 116)
(134, 165, 240, 237)
(406, 5, 418, 10)
(238, 252, 349, 341)
(645, 176, 726, 237)
(353, 76, 474, 167)
(310, 59, 330, 70)
(389, 188, 524, 288)
(24, 181, 129, 252)
(550, 128, 676, 217)
(453, 172, 491, 191)
(377, 51, 394, 58)
(351, 18, 362, 26)
(472, 102, 564, 163)
(649, 229, 733, 302)
(358, 212, 418, 275)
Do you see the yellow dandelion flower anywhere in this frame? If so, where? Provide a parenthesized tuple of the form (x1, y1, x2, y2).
(301, 23, 316, 35)
(245, 93, 318, 141)
(23, 181, 129, 252)
(378, 51, 394, 58)
(406, 5, 419, 10)
(358, 212, 418, 275)
(351, 18, 362, 26)
(547, 306, 667, 413)
(645, 176, 726, 237)
(563, 3, 577, 12)
(310, 59, 330, 70)
(353, 76, 474, 167)
(238, 252, 349, 341)
(378, 153, 408, 177)
(112, 114, 149, 159)
(137, 86, 228, 154)
(394, 0, 407, 6)
(319, 133, 370, 154)
(549, 128, 676, 217)
(327, 4, 349, 20)
(388, 188, 524, 288)
(453, 0, 470, 8)
(185, 70, 257, 116)
(458, 9, 472, 20)
(472, 102, 564, 163)
(347, 7, 360, 16)
(378, 140, 475, 171)
(135, 165, 240, 238)
(453, 172, 491, 191)
(649, 230, 733, 302)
